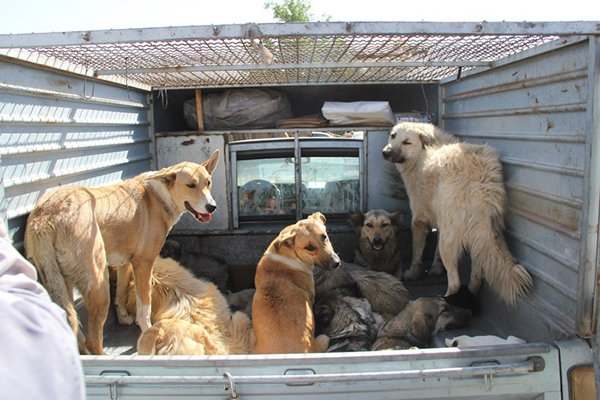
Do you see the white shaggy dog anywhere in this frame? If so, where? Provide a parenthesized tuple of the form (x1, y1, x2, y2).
(382, 122, 532, 305)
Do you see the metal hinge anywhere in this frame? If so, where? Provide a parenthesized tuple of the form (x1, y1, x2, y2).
(223, 372, 240, 400)
(99, 370, 131, 400)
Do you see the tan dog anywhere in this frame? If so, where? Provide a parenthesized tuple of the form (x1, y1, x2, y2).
(372, 297, 472, 350)
(123, 257, 252, 355)
(382, 122, 532, 305)
(350, 209, 405, 277)
(25, 151, 220, 354)
(252, 212, 341, 354)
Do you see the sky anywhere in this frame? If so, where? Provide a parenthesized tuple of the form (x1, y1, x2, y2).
(0, 0, 598, 34)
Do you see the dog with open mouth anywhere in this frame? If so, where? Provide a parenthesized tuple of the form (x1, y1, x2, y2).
(25, 151, 220, 354)
(252, 212, 342, 354)
(350, 209, 407, 278)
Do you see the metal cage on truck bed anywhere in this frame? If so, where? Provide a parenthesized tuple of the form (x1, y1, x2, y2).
(1, 21, 599, 89)
(0, 21, 599, 399)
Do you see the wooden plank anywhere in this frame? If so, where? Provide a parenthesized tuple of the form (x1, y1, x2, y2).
(194, 89, 204, 132)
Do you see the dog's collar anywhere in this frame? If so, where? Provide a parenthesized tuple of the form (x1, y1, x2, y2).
(264, 252, 313, 275)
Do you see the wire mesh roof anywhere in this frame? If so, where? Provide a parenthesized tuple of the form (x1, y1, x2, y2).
(1, 22, 598, 89)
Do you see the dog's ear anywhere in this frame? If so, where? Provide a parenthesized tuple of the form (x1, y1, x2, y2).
(274, 228, 296, 250)
(417, 132, 434, 149)
(308, 212, 326, 224)
(202, 150, 220, 174)
(349, 213, 364, 228)
(160, 172, 176, 188)
(410, 312, 433, 345)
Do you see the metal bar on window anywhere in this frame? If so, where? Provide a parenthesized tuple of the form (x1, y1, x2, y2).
(230, 150, 239, 229)
(294, 131, 302, 221)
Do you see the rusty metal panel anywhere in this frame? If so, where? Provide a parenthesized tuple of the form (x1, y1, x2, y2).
(442, 40, 592, 338)
(156, 134, 228, 232)
(0, 58, 151, 248)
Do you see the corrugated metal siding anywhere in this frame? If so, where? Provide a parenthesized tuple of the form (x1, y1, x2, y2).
(441, 40, 593, 338)
(0, 57, 152, 248)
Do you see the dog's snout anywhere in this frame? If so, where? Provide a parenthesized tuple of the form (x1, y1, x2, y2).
(373, 236, 383, 245)
(382, 144, 392, 159)
(330, 253, 342, 269)
(205, 203, 217, 213)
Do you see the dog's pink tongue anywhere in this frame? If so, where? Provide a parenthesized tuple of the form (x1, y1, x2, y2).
(199, 212, 213, 222)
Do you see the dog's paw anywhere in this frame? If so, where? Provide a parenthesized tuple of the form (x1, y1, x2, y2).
(403, 264, 423, 280)
(315, 334, 330, 352)
(116, 307, 135, 325)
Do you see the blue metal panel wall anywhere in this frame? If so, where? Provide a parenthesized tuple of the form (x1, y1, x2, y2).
(0, 57, 152, 248)
(441, 40, 593, 338)
(366, 130, 410, 224)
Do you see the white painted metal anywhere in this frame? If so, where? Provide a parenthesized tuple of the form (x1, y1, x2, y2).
(584, 35, 600, 345)
(2, 21, 591, 88)
(442, 40, 593, 338)
(0, 22, 597, 48)
(156, 134, 228, 231)
(0, 57, 151, 247)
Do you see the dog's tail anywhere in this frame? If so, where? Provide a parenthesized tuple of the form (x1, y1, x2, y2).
(25, 229, 87, 353)
(470, 216, 533, 305)
(226, 311, 253, 354)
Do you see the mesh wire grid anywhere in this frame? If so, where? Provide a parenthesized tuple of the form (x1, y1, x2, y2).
(1, 32, 561, 88)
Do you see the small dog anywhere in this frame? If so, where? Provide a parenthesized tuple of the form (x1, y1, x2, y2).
(227, 288, 255, 319)
(25, 151, 220, 354)
(372, 297, 472, 350)
(383, 122, 532, 304)
(125, 257, 252, 355)
(350, 210, 406, 277)
(252, 212, 341, 354)
(315, 294, 383, 352)
(314, 262, 410, 320)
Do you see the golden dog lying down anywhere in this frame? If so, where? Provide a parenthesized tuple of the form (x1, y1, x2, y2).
(124, 257, 252, 355)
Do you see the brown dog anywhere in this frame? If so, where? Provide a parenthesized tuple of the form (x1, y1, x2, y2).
(252, 212, 341, 354)
(350, 209, 406, 277)
(25, 151, 220, 354)
(372, 297, 472, 350)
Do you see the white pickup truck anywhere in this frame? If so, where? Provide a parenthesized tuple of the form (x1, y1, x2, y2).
(0, 21, 598, 399)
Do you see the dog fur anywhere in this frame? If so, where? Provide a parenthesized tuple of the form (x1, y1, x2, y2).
(350, 210, 407, 277)
(314, 262, 410, 320)
(372, 297, 471, 350)
(315, 294, 383, 352)
(124, 257, 252, 355)
(252, 212, 341, 354)
(25, 151, 220, 354)
(382, 122, 532, 304)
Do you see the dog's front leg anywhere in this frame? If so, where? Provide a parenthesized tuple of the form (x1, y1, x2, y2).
(132, 258, 154, 331)
(404, 220, 428, 280)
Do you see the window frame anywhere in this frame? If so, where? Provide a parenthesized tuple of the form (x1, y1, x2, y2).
(229, 137, 365, 228)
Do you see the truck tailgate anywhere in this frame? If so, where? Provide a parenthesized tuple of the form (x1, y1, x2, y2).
(83, 343, 559, 399)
